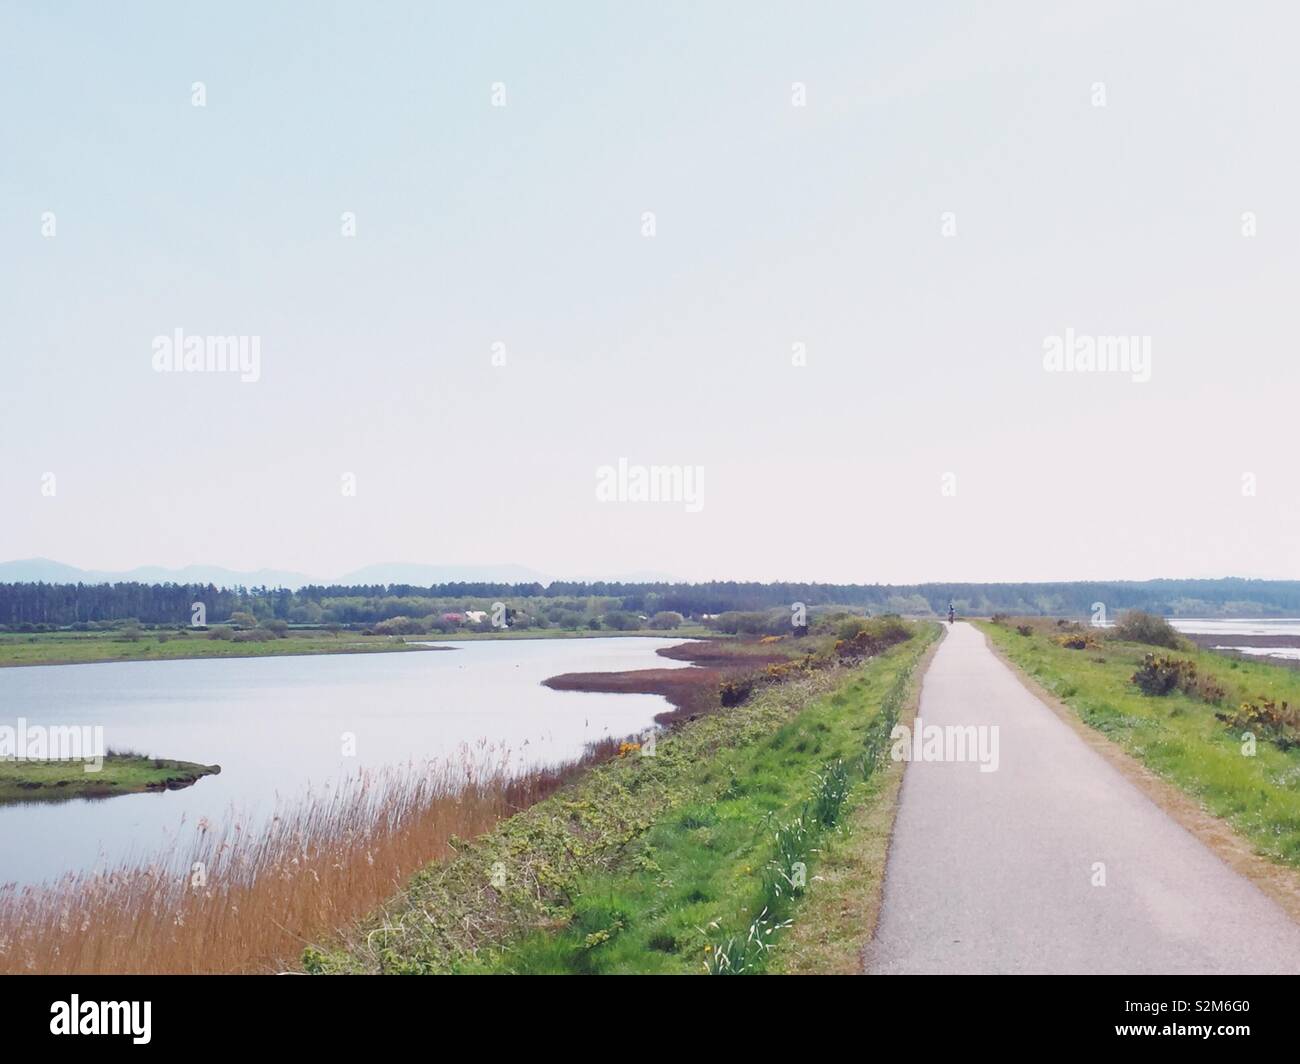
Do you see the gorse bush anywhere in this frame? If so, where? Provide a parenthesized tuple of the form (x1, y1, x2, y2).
(1115, 610, 1184, 650)
(764, 654, 819, 683)
(1216, 699, 1300, 751)
(1131, 654, 1189, 695)
(718, 621, 915, 710)
(719, 677, 756, 707)
(1131, 654, 1226, 703)
(1183, 669, 1227, 704)
(1054, 632, 1099, 650)
(834, 615, 911, 661)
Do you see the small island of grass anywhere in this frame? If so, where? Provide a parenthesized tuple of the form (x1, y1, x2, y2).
(0, 754, 221, 803)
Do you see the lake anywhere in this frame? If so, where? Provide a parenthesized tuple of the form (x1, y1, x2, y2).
(1168, 618, 1300, 660)
(0, 637, 692, 888)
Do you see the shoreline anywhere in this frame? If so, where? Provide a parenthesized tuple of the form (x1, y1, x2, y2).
(542, 637, 788, 726)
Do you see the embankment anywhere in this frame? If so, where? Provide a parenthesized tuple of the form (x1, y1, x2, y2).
(307, 621, 938, 974)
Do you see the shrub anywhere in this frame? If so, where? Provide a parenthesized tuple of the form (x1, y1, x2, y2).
(373, 616, 426, 636)
(1016, 624, 1033, 637)
(706, 609, 791, 636)
(764, 655, 815, 683)
(1216, 699, 1300, 751)
(647, 611, 684, 630)
(719, 677, 755, 707)
(833, 616, 911, 661)
(1131, 654, 1188, 696)
(207, 627, 234, 640)
(1054, 632, 1098, 650)
(1130, 654, 1226, 703)
(1114, 610, 1184, 650)
(991, 613, 1010, 625)
(1187, 671, 1227, 704)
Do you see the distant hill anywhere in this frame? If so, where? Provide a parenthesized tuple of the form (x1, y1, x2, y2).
(0, 559, 87, 583)
(0, 559, 562, 589)
(0, 558, 315, 589)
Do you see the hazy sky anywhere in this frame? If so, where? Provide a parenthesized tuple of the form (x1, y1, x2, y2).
(2, 1, 1297, 584)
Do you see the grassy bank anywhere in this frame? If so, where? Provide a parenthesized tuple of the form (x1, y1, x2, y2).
(307, 620, 938, 975)
(979, 617, 1300, 869)
(0, 754, 219, 803)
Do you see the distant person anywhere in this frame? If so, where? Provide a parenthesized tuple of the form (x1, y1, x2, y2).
(948, 603, 956, 624)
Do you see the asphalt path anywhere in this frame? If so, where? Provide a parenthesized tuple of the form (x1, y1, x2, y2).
(864, 622, 1300, 974)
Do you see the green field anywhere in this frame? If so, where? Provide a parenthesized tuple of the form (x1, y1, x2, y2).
(979, 618, 1300, 869)
(306, 621, 937, 975)
(0, 625, 709, 669)
(0, 753, 220, 803)
(407, 625, 710, 642)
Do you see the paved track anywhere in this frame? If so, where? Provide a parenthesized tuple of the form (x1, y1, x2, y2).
(864, 622, 1300, 974)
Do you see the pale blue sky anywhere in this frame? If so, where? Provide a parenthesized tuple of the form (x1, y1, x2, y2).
(2, 1, 1297, 583)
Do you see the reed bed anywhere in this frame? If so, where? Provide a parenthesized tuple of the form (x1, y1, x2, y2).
(0, 738, 619, 974)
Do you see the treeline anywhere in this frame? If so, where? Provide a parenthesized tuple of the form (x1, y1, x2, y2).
(3, 578, 1300, 628)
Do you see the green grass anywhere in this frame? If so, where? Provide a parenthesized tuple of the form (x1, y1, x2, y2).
(489, 638, 931, 975)
(0, 629, 443, 668)
(979, 619, 1300, 868)
(0, 626, 707, 668)
(306, 622, 936, 975)
(0, 753, 220, 803)
(411, 625, 711, 642)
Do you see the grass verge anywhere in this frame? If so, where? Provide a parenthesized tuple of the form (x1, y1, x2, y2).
(770, 630, 940, 974)
(978, 618, 1300, 870)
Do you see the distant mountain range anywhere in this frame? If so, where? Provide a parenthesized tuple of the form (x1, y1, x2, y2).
(0, 558, 676, 590)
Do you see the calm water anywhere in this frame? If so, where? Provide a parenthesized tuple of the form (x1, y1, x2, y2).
(0, 637, 692, 887)
(1168, 618, 1300, 637)
(1168, 618, 1300, 660)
